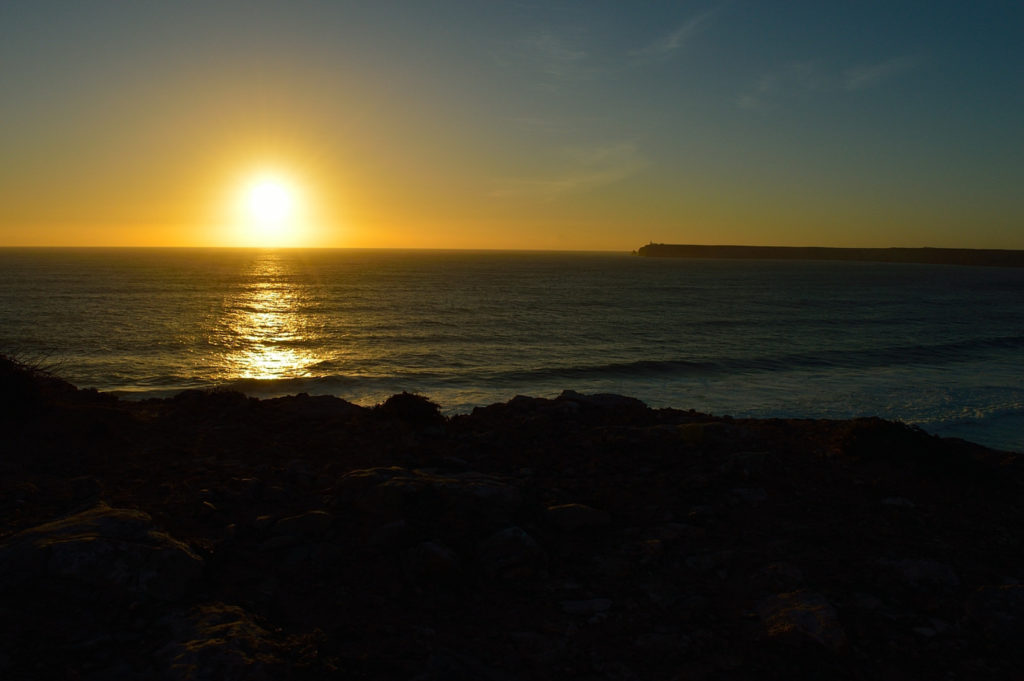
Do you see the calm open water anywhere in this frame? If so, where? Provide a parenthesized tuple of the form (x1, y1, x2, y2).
(1, 248, 1022, 452)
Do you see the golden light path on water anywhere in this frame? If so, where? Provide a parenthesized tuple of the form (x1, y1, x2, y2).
(217, 252, 324, 380)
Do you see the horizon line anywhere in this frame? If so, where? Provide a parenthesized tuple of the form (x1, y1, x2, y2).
(2, 243, 1024, 253)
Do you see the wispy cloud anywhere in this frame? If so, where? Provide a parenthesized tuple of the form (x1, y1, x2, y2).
(517, 29, 591, 86)
(738, 54, 922, 109)
(736, 61, 825, 110)
(843, 55, 922, 91)
(508, 7, 717, 90)
(630, 9, 716, 62)
(491, 143, 647, 200)
(507, 116, 569, 134)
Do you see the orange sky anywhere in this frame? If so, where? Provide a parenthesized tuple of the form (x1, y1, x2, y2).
(1, 2, 1021, 250)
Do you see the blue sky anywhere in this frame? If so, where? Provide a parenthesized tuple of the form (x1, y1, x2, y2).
(1, 1, 1021, 248)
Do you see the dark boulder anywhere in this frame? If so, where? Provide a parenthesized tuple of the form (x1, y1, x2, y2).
(0, 503, 203, 604)
(477, 526, 546, 580)
(758, 590, 848, 653)
(155, 604, 293, 681)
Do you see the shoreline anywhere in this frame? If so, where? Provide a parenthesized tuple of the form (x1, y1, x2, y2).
(98, 381, 1022, 455)
(2, 356, 1023, 678)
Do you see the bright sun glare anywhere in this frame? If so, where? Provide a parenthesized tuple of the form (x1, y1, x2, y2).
(234, 170, 305, 246)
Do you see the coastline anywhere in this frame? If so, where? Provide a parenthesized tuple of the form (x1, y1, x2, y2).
(637, 243, 1024, 268)
(2, 356, 1022, 678)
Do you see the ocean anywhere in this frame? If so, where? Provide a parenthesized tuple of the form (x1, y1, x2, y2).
(1, 248, 1022, 452)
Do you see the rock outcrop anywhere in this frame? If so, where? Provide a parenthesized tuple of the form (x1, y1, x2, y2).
(1, 354, 1022, 679)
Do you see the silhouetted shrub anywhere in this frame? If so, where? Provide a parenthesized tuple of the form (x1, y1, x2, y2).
(375, 392, 444, 426)
(840, 416, 990, 478)
(842, 418, 933, 461)
(0, 353, 68, 419)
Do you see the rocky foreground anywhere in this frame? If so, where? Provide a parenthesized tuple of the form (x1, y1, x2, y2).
(1, 357, 1022, 680)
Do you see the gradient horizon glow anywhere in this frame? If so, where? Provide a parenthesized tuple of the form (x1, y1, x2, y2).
(1, 1, 1021, 250)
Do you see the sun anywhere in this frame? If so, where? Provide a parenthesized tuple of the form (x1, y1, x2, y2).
(244, 176, 295, 223)
(233, 170, 305, 246)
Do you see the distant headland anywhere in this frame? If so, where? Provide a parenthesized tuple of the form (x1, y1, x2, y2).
(636, 243, 1024, 267)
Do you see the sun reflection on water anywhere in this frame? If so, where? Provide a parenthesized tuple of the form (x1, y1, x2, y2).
(217, 253, 324, 380)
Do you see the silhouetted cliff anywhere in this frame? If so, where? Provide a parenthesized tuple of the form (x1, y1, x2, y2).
(637, 243, 1024, 267)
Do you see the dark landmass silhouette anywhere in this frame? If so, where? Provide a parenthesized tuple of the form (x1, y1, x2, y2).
(1, 354, 1022, 679)
(637, 243, 1024, 267)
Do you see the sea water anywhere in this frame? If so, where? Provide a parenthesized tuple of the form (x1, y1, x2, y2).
(1, 248, 1022, 452)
